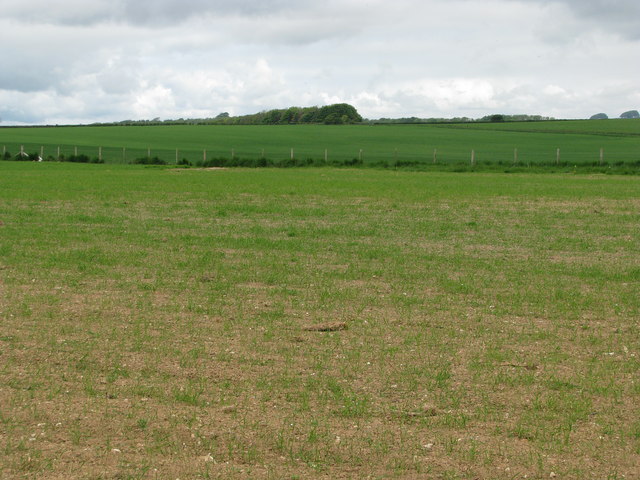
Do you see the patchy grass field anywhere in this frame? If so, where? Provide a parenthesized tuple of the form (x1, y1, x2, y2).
(1, 163, 639, 479)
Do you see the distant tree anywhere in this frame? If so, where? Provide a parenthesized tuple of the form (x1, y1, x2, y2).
(323, 113, 344, 124)
(89, 103, 363, 127)
(262, 109, 282, 124)
(590, 113, 609, 120)
(300, 107, 319, 123)
(620, 110, 639, 119)
(280, 107, 301, 124)
(317, 104, 362, 123)
(489, 114, 505, 122)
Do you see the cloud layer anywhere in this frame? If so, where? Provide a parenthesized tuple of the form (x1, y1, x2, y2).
(1, 0, 638, 124)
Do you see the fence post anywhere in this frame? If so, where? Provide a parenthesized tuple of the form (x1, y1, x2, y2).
(600, 147, 604, 165)
(433, 148, 437, 164)
(74, 146, 78, 156)
(99, 146, 102, 162)
(514, 148, 518, 165)
(232, 148, 235, 159)
(261, 149, 265, 159)
(123, 147, 126, 163)
(57, 146, 60, 159)
(40, 146, 44, 159)
(324, 149, 328, 162)
(359, 149, 363, 162)
(471, 149, 475, 165)
(175, 149, 179, 164)
(556, 148, 560, 165)
(291, 148, 294, 160)
(203, 149, 207, 163)
(147, 147, 150, 159)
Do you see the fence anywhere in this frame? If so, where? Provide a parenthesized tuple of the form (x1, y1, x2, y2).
(1, 142, 638, 167)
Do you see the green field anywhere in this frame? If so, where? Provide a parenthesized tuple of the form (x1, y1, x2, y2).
(1, 119, 639, 168)
(1, 163, 639, 479)
(443, 118, 640, 136)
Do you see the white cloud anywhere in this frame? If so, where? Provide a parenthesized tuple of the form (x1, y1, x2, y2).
(0, 0, 638, 124)
(543, 85, 568, 96)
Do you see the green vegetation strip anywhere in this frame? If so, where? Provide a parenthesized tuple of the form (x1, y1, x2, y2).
(1, 120, 639, 172)
(0, 163, 639, 479)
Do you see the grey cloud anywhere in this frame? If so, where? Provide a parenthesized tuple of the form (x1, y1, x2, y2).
(0, 0, 115, 26)
(0, 105, 33, 125)
(0, 20, 146, 95)
(0, 0, 318, 26)
(0, 0, 638, 124)
(569, 0, 640, 40)
(514, 0, 640, 40)
(543, 0, 640, 18)
(120, 0, 314, 24)
(0, 65, 61, 93)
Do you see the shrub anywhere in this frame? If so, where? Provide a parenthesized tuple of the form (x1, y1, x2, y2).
(67, 154, 91, 163)
(132, 156, 167, 165)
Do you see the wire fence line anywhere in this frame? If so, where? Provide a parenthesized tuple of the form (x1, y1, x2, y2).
(1, 142, 638, 166)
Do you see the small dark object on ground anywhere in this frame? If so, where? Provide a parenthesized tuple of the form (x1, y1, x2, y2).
(303, 321, 348, 332)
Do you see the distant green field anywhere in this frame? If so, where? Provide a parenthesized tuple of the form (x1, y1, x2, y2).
(443, 118, 640, 136)
(0, 120, 639, 167)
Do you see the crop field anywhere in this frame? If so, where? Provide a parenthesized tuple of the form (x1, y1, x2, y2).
(1, 119, 639, 169)
(1, 163, 639, 479)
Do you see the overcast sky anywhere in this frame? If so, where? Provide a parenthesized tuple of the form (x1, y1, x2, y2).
(1, 0, 639, 124)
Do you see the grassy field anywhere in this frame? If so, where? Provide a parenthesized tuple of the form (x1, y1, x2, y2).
(1, 119, 639, 168)
(442, 119, 640, 136)
(1, 162, 639, 479)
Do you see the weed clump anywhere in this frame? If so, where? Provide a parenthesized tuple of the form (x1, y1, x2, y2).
(64, 154, 103, 164)
(132, 156, 167, 165)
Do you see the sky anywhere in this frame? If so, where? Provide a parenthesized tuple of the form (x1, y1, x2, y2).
(1, 0, 639, 125)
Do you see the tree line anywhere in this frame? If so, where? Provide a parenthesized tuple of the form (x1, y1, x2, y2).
(99, 103, 363, 126)
(368, 114, 554, 124)
(87, 105, 563, 127)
